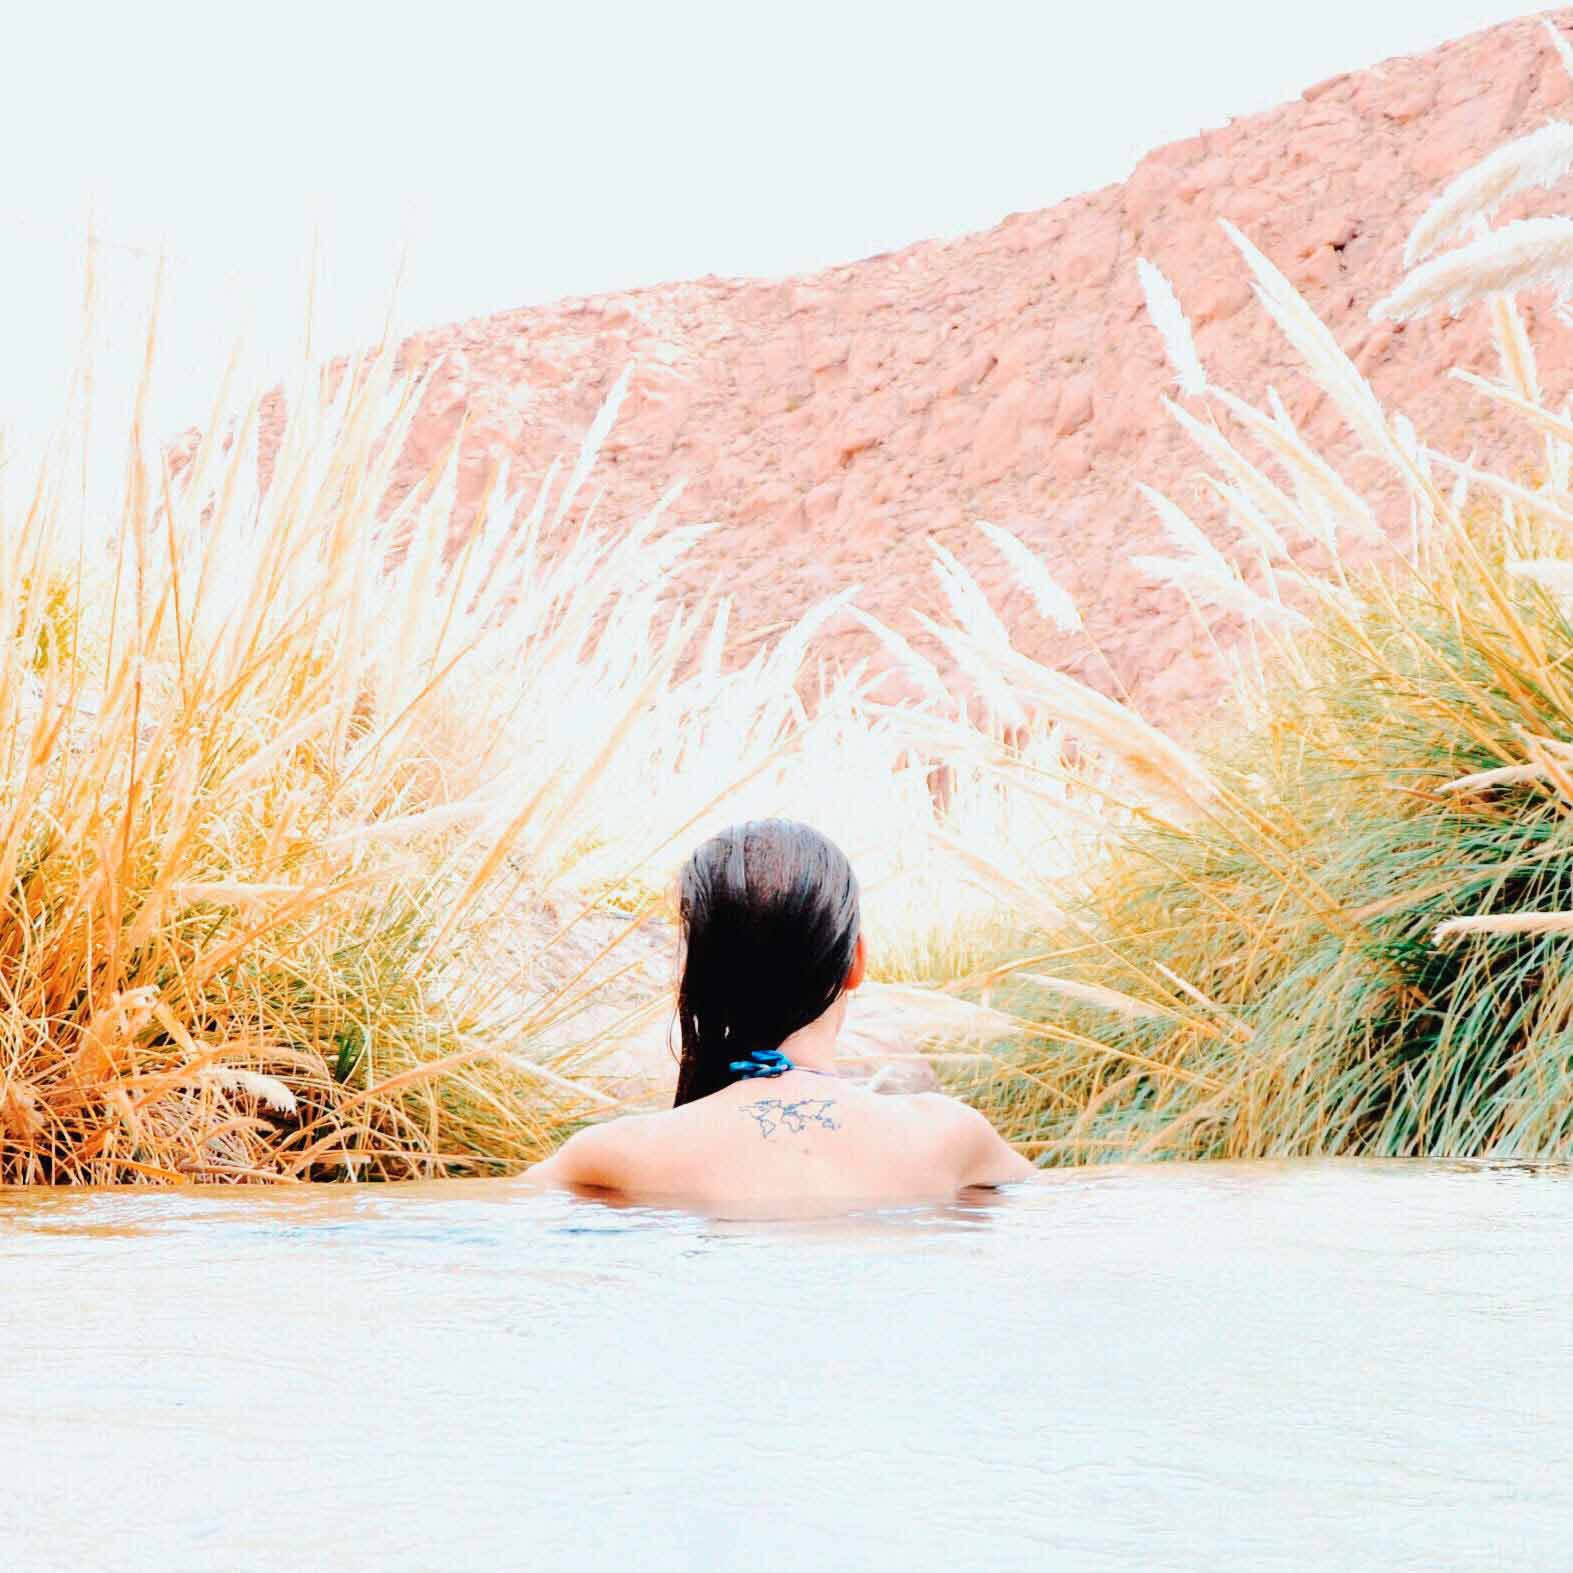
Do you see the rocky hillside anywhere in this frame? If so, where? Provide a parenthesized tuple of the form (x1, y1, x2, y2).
(374, 9, 1573, 719)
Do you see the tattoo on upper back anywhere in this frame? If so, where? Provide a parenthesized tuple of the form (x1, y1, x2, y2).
(742, 1097, 841, 1139)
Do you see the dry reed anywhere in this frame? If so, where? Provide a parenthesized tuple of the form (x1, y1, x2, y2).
(0, 276, 1081, 1180)
(914, 23, 1573, 1162)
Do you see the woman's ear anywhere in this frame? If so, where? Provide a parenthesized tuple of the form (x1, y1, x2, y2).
(844, 933, 867, 992)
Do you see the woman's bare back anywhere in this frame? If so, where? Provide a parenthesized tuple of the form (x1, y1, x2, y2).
(528, 1069, 1034, 1206)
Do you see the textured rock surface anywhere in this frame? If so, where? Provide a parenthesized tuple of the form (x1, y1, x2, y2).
(374, 11, 1573, 719)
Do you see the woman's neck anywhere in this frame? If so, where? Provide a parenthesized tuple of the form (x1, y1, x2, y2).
(774, 1004, 845, 1075)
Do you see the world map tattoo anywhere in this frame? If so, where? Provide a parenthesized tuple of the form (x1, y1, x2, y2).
(742, 1097, 841, 1138)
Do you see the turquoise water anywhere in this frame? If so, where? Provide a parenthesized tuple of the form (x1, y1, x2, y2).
(1, 1160, 1568, 1570)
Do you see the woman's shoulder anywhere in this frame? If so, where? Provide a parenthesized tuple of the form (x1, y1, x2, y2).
(907, 1092, 1036, 1182)
(526, 1109, 666, 1188)
(904, 1092, 1023, 1157)
(904, 1090, 985, 1128)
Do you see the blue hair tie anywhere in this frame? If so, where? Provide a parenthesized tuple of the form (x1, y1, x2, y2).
(729, 1048, 794, 1079)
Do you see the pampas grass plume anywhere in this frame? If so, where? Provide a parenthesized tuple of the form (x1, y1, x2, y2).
(1221, 220, 1401, 473)
(1136, 483, 1229, 568)
(1434, 912, 1573, 946)
(1137, 259, 1207, 398)
(1404, 122, 1573, 267)
(1374, 217, 1573, 323)
(1132, 553, 1309, 628)
(200, 1067, 300, 1116)
(1015, 973, 1176, 1020)
(975, 521, 1083, 633)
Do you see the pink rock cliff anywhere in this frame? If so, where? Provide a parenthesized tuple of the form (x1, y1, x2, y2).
(368, 10, 1573, 717)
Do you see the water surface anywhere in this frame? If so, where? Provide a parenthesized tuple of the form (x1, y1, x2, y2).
(2, 1160, 1567, 1570)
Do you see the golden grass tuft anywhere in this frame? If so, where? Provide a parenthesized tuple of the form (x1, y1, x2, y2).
(0, 336, 681, 1181)
(925, 25, 1573, 1162)
(0, 272, 1086, 1180)
(51, 20, 1573, 1184)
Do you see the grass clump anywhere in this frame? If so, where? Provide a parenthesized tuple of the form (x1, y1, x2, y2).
(926, 25, 1573, 1163)
(961, 518, 1573, 1162)
(0, 339, 660, 1182)
(0, 293, 1075, 1179)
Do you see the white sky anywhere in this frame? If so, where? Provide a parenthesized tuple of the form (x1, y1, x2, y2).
(0, 0, 1545, 444)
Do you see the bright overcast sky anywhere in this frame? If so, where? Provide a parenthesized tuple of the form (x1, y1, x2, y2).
(0, 0, 1544, 442)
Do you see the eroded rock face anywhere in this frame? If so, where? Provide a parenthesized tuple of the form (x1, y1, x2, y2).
(369, 11, 1573, 720)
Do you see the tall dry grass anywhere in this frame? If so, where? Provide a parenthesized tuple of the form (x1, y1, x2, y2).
(921, 22, 1573, 1163)
(55, 16, 1573, 1182)
(0, 325, 711, 1181)
(0, 258, 1085, 1180)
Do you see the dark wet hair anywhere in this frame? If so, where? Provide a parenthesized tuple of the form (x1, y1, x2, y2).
(672, 819, 861, 1107)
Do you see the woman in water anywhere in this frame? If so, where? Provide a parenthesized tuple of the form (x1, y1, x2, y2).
(527, 818, 1035, 1205)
